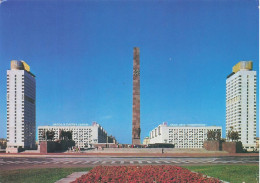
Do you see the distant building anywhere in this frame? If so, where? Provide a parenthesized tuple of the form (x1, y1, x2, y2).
(149, 123, 222, 148)
(38, 122, 115, 148)
(226, 61, 257, 151)
(142, 137, 150, 145)
(6, 60, 36, 152)
(0, 138, 7, 149)
(107, 135, 117, 144)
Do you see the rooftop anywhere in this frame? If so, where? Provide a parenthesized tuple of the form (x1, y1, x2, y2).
(168, 124, 206, 127)
(232, 61, 253, 73)
(10, 60, 35, 77)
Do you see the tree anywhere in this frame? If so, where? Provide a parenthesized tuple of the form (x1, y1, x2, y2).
(207, 130, 221, 141)
(227, 126, 239, 142)
(60, 130, 65, 140)
(207, 130, 215, 141)
(60, 130, 72, 140)
(46, 130, 55, 141)
(227, 131, 231, 140)
(67, 131, 72, 140)
(42, 130, 46, 140)
(227, 126, 233, 141)
(0, 139, 7, 149)
(230, 131, 239, 142)
(216, 131, 221, 141)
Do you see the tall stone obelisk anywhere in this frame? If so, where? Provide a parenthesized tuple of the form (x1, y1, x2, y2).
(132, 47, 141, 145)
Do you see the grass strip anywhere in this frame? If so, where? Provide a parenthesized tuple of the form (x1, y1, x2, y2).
(0, 167, 92, 183)
(183, 165, 259, 183)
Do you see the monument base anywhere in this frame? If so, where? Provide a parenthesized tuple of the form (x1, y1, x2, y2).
(132, 139, 141, 145)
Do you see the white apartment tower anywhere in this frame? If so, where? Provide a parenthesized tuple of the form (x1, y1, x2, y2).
(226, 61, 256, 151)
(7, 60, 36, 150)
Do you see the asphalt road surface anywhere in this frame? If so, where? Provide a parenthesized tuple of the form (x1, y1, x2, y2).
(0, 156, 258, 171)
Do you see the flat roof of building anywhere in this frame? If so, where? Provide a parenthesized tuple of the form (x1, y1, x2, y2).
(157, 123, 222, 128)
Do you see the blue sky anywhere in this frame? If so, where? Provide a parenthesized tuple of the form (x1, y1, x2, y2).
(0, 0, 258, 143)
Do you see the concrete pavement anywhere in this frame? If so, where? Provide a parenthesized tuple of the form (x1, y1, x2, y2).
(55, 171, 88, 183)
(0, 156, 258, 171)
(0, 152, 258, 158)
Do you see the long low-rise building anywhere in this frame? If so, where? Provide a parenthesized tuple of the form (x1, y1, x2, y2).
(149, 122, 222, 148)
(38, 122, 115, 148)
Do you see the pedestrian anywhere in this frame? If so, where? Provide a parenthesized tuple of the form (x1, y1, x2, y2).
(162, 148, 164, 154)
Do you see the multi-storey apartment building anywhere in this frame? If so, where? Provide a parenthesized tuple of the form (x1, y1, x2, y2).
(6, 60, 36, 152)
(142, 137, 150, 145)
(38, 122, 113, 148)
(149, 123, 222, 148)
(226, 61, 257, 151)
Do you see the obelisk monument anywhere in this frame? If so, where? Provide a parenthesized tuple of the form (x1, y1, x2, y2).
(132, 47, 141, 145)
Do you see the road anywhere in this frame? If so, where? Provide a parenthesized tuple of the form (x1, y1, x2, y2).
(0, 156, 258, 171)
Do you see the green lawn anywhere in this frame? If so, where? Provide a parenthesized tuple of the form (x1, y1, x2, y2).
(0, 167, 92, 183)
(0, 165, 258, 183)
(184, 165, 259, 183)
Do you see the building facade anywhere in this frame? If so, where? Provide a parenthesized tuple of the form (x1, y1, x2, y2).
(6, 60, 36, 150)
(149, 123, 222, 148)
(142, 137, 150, 145)
(226, 61, 256, 151)
(38, 122, 113, 148)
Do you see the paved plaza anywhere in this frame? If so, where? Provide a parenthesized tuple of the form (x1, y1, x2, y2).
(0, 156, 258, 171)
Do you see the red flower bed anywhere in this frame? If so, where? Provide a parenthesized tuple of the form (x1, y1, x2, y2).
(71, 165, 222, 183)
